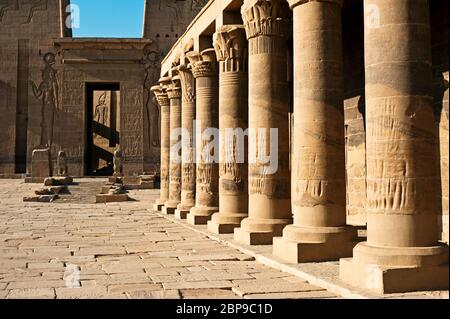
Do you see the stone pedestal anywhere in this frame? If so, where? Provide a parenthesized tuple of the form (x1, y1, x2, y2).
(208, 25, 249, 234)
(31, 148, 52, 179)
(340, 0, 449, 294)
(151, 83, 171, 211)
(273, 0, 357, 263)
(234, 0, 292, 245)
(186, 49, 220, 225)
(162, 74, 182, 215)
(175, 63, 197, 219)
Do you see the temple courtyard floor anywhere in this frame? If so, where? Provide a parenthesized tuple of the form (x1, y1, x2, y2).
(0, 178, 448, 299)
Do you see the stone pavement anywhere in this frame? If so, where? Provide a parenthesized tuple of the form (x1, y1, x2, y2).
(0, 179, 339, 299)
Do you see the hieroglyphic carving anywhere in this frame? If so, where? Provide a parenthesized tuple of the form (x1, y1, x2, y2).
(23, 0, 47, 24)
(62, 82, 83, 106)
(0, 0, 18, 23)
(31, 52, 60, 148)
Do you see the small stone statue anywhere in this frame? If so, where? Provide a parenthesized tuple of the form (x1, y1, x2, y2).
(113, 149, 123, 177)
(57, 151, 68, 176)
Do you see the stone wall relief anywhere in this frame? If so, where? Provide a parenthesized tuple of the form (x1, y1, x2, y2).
(94, 91, 109, 127)
(0, 0, 18, 23)
(143, 45, 161, 148)
(31, 51, 60, 148)
(0, 0, 47, 24)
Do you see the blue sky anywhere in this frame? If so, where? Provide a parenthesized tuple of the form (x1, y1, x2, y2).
(70, 0, 145, 38)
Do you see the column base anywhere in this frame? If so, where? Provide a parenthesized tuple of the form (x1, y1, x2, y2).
(339, 242, 449, 294)
(233, 218, 292, 245)
(207, 212, 248, 234)
(187, 206, 219, 225)
(153, 199, 166, 211)
(162, 200, 179, 215)
(174, 203, 194, 219)
(272, 225, 358, 263)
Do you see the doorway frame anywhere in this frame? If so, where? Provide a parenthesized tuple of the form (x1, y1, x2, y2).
(84, 82, 121, 176)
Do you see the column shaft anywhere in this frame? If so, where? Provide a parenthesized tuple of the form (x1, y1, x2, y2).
(186, 48, 220, 225)
(340, 0, 448, 294)
(208, 25, 249, 234)
(273, 0, 357, 263)
(163, 75, 182, 214)
(234, 0, 293, 245)
(175, 64, 197, 219)
(151, 84, 170, 211)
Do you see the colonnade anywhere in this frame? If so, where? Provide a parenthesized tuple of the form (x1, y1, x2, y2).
(152, 0, 448, 294)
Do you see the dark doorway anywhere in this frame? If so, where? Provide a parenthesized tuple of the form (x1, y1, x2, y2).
(85, 83, 120, 176)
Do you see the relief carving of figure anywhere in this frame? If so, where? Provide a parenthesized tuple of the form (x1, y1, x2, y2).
(143, 46, 161, 148)
(31, 52, 60, 148)
(94, 91, 109, 126)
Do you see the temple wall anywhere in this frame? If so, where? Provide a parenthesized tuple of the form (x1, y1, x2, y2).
(0, 0, 70, 175)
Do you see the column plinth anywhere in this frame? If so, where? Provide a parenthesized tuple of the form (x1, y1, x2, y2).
(186, 49, 220, 225)
(151, 83, 170, 211)
(162, 74, 182, 214)
(234, 0, 293, 245)
(273, 0, 357, 263)
(175, 64, 197, 219)
(207, 25, 249, 234)
(339, 0, 448, 294)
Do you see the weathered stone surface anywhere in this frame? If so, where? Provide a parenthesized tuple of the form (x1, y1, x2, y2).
(7, 288, 56, 299)
(95, 194, 129, 204)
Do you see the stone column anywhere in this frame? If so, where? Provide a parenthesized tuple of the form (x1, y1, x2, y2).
(151, 83, 170, 211)
(186, 48, 220, 225)
(273, 0, 357, 263)
(340, 0, 449, 293)
(162, 74, 182, 214)
(207, 25, 249, 234)
(175, 64, 197, 219)
(234, 0, 293, 245)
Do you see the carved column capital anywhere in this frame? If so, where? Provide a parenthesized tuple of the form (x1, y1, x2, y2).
(178, 64, 196, 103)
(167, 75, 182, 100)
(186, 48, 218, 78)
(151, 85, 169, 107)
(241, 0, 291, 39)
(213, 25, 247, 73)
(288, 0, 343, 9)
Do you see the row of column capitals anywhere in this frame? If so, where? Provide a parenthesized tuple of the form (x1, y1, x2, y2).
(186, 49, 218, 79)
(241, 0, 291, 39)
(287, 0, 343, 9)
(213, 25, 247, 73)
